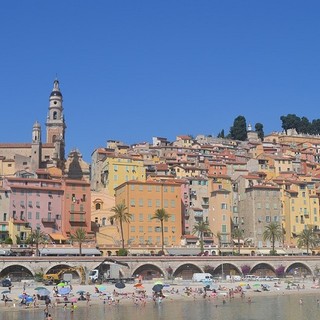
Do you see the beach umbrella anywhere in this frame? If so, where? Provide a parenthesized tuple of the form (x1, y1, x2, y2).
(115, 282, 126, 289)
(76, 290, 86, 294)
(253, 283, 261, 287)
(58, 287, 71, 295)
(70, 297, 77, 303)
(34, 287, 46, 291)
(37, 289, 51, 297)
(96, 285, 107, 292)
(152, 284, 163, 292)
(154, 280, 163, 285)
(57, 282, 66, 287)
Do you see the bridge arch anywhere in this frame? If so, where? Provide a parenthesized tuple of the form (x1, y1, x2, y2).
(173, 263, 202, 280)
(250, 263, 276, 277)
(212, 263, 241, 277)
(132, 263, 164, 280)
(285, 262, 313, 276)
(0, 264, 34, 280)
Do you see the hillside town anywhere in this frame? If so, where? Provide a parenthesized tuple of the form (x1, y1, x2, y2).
(1, 80, 320, 257)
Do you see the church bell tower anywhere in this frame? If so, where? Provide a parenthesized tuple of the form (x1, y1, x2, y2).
(46, 79, 66, 163)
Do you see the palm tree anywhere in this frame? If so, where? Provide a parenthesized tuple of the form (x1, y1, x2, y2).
(193, 221, 212, 254)
(263, 222, 283, 255)
(151, 208, 171, 254)
(27, 229, 46, 256)
(215, 231, 222, 256)
(232, 227, 244, 254)
(297, 228, 318, 255)
(110, 203, 132, 250)
(71, 228, 87, 256)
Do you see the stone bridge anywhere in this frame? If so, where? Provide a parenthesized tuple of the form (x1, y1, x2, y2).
(1, 256, 320, 282)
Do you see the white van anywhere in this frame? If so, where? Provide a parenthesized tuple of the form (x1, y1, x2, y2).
(244, 275, 256, 281)
(192, 273, 214, 282)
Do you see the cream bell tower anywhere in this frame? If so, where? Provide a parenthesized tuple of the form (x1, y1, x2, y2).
(45, 79, 66, 163)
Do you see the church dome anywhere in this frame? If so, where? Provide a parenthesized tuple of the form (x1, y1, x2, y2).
(33, 121, 41, 129)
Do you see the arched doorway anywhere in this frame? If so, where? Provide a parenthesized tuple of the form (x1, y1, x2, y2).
(250, 263, 275, 277)
(286, 263, 312, 278)
(213, 263, 241, 279)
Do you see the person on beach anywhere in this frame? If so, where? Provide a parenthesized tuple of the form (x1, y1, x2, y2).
(47, 314, 53, 320)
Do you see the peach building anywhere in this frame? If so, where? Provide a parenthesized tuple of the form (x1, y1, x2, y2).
(114, 180, 183, 248)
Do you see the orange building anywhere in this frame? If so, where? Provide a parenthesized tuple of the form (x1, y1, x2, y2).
(62, 179, 93, 239)
(114, 180, 183, 248)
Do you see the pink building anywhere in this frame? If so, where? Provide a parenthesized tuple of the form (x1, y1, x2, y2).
(4, 176, 63, 242)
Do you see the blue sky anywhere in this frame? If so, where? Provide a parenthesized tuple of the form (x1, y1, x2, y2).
(1, 1, 320, 161)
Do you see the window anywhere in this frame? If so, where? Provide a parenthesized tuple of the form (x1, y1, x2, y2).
(148, 226, 152, 232)
(130, 185, 135, 191)
(130, 226, 136, 232)
(265, 203, 270, 210)
(171, 186, 175, 192)
(139, 226, 143, 232)
(148, 199, 152, 207)
(28, 212, 32, 219)
(171, 200, 175, 208)
(130, 199, 135, 207)
(36, 212, 40, 220)
(221, 203, 227, 210)
(266, 216, 271, 223)
(139, 185, 143, 191)
(164, 200, 168, 208)
(156, 186, 160, 192)
(139, 213, 143, 222)
(139, 199, 143, 207)
(148, 185, 152, 192)
(221, 225, 227, 233)
(164, 186, 168, 192)
(156, 200, 160, 208)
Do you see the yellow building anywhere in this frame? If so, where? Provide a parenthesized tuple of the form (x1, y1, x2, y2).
(276, 177, 319, 247)
(100, 155, 146, 196)
(114, 180, 183, 249)
(91, 191, 121, 251)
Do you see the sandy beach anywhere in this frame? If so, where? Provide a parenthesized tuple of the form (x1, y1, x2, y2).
(1, 277, 319, 312)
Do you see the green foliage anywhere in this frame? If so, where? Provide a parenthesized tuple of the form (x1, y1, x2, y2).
(4, 237, 13, 244)
(269, 250, 278, 256)
(263, 222, 283, 253)
(151, 208, 171, 254)
(280, 114, 320, 135)
(117, 248, 128, 256)
(110, 203, 132, 250)
(255, 122, 264, 140)
(193, 221, 212, 253)
(34, 272, 44, 282)
(229, 115, 247, 141)
(71, 228, 87, 256)
(297, 228, 318, 254)
(217, 129, 225, 138)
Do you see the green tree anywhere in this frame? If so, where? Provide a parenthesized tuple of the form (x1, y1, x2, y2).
(193, 221, 212, 254)
(217, 129, 225, 138)
(255, 123, 264, 141)
(229, 115, 247, 141)
(151, 208, 171, 254)
(27, 229, 47, 256)
(232, 228, 244, 254)
(110, 203, 132, 250)
(298, 116, 311, 134)
(280, 114, 301, 133)
(297, 228, 318, 255)
(71, 228, 87, 256)
(263, 222, 283, 255)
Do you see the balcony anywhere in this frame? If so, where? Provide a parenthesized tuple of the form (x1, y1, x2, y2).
(42, 218, 57, 225)
(69, 219, 87, 226)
